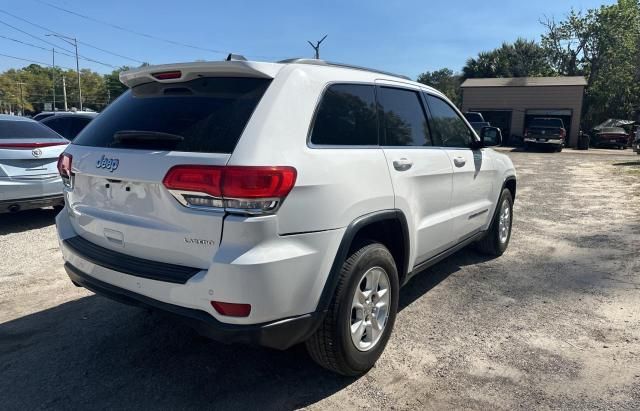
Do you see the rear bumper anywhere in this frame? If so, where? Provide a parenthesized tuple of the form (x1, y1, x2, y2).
(524, 138, 563, 146)
(0, 194, 64, 213)
(0, 175, 64, 202)
(64, 262, 321, 350)
(56, 208, 344, 348)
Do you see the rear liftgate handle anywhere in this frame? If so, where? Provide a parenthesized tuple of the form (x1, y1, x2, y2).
(393, 158, 413, 171)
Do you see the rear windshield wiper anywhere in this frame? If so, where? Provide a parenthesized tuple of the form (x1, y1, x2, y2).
(113, 130, 185, 145)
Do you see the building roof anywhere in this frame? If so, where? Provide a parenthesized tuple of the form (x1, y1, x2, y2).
(460, 76, 587, 88)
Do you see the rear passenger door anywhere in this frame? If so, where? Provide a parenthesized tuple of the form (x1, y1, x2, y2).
(424, 93, 495, 241)
(377, 83, 456, 267)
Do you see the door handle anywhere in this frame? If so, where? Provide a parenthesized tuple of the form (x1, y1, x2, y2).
(393, 158, 413, 171)
(453, 157, 466, 168)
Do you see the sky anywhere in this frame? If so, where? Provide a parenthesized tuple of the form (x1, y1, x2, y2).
(0, 0, 616, 79)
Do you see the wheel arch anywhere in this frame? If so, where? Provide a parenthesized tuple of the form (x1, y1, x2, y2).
(504, 175, 516, 200)
(316, 210, 410, 314)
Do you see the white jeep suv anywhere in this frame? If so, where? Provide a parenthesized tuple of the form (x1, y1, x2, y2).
(56, 59, 516, 376)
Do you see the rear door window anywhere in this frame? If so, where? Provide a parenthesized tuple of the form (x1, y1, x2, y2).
(378, 86, 432, 147)
(72, 77, 271, 153)
(310, 84, 378, 145)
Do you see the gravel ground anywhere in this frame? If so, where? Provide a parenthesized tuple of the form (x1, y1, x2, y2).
(1, 148, 639, 410)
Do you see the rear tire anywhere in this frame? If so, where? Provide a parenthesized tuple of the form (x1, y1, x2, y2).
(306, 242, 399, 376)
(476, 188, 513, 256)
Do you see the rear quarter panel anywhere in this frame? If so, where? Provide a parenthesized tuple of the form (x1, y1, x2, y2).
(229, 66, 395, 234)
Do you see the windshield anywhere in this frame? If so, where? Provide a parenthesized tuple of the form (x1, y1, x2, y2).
(530, 118, 564, 128)
(72, 77, 271, 153)
(0, 120, 64, 140)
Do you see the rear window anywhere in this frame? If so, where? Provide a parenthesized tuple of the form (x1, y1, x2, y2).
(72, 77, 271, 153)
(310, 84, 378, 146)
(530, 118, 564, 128)
(0, 120, 64, 140)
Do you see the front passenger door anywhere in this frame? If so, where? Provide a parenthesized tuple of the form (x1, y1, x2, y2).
(424, 94, 496, 241)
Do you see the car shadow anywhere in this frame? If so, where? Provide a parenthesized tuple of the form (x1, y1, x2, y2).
(399, 248, 493, 311)
(0, 248, 486, 410)
(0, 208, 58, 235)
(612, 161, 640, 167)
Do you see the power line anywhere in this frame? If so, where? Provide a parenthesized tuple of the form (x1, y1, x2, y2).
(0, 9, 145, 64)
(0, 17, 117, 68)
(0, 33, 84, 67)
(0, 52, 72, 68)
(37, 0, 284, 60)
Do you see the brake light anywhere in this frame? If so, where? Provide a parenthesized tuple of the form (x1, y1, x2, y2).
(57, 153, 73, 187)
(560, 128, 566, 138)
(152, 71, 181, 80)
(211, 301, 251, 317)
(163, 165, 297, 214)
(0, 142, 67, 149)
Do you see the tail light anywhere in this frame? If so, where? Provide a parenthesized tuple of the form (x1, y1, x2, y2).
(57, 153, 73, 187)
(163, 165, 297, 215)
(524, 129, 529, 138)
(152, 70, 182, 80)
(560, 128, 566, 138)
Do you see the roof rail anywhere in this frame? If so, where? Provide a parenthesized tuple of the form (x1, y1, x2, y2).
(277, 58, 411, 81)
(226, 53, 248, 61)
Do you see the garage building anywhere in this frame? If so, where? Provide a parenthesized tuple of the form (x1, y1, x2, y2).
(460, 76, 587, 147)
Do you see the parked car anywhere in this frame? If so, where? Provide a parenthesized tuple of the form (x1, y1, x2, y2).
(55, 59, 516, 376)
(464, 112, 502, 144)
(523, 117, 566, 152)
(0, 114, 68, 213)
(591, 119, 635, 149)
(40, 112, 97, 141)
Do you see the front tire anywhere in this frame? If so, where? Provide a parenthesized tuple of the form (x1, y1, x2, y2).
(476, 188, 513, 256)
(306, 242, 399, 376)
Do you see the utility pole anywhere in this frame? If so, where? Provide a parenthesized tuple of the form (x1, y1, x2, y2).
(46, 34, 82, 110)
(16, 82, 25, 116)
(52, 48, 56, 112)
(62, 76, 68, 111)
(107, 88, 111, 104)
(307, 35, 327, 59)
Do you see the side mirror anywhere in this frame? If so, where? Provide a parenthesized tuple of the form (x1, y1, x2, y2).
(480, 126, 502, 147)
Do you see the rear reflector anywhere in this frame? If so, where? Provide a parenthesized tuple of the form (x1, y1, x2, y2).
(211, 301, 251, 317)
(163, 165, 297, 214)
(152, 71, 182, 80)
(0, 142, 67, 149)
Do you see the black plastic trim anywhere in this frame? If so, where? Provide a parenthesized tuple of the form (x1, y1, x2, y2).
(63, 236, 201, 284)
(0, 194, 64, 213)
(64, 263, 320, 350)
(315, 209, 410, 314)
(408, 230, 485, 277)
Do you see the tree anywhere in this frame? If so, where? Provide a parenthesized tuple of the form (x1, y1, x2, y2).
(0, 63, 147, 114)
(416, 68, 462, 106)
(462, 38, 554, 78)
(541, 0, 640, 127)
